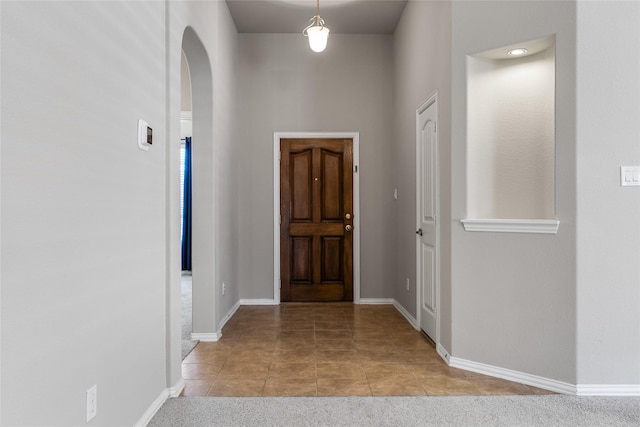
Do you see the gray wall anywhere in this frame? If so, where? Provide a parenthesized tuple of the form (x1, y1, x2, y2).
(236, 34, 396, 300)
(1, 2, 168, 425)
(1, 1, 638, 425)
(575, 0, 640, 385)
(392, 0, 452, 349)
(166, 0, 239, 390)
(1, 0, 239, 425)
(450, 0, 578, 382)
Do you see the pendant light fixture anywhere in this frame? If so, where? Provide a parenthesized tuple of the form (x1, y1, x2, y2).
(303, 0, 330, 53)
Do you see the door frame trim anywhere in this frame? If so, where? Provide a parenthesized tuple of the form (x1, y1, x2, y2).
(273, 132, 361, 305)
(415, 92, 440, 345)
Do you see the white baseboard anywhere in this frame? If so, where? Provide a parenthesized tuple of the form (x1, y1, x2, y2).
(437, 343, 451, 364)
(190, 332, 221, 342)
(576, 384, 640, 396)
(135, 378, 184, 426)
(220, 301, 241, 330)
(392, 300, 418, 329)
(359, 298, 394, 304)
(239, 299, 277, 305)
(189, 301, 239, 342)
(449, 356, 575, 395)
(168, 378, 185, 397)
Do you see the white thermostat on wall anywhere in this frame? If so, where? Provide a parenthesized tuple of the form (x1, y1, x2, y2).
(137, 119, 152, 151)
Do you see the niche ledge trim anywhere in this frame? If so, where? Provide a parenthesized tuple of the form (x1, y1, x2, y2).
(461, 219, 559, 234)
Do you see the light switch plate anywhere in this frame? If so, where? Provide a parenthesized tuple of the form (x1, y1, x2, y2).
(620, 166, 640, 186)
(138, 119, 152, 151)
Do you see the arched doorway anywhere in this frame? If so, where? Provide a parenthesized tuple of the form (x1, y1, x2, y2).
(167, 27, 218, 394)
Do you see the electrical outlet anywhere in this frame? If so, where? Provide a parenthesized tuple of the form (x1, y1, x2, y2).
(86, 385, 97, 422)
(406, 278, 410, 291)
(222, 282, 226, 295)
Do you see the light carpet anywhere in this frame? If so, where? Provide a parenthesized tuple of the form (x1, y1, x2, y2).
(148, 395, 640, 426)
(181, 274, 198, 360)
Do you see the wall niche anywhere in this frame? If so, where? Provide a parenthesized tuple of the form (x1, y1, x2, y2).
(463, 36, 559, 234)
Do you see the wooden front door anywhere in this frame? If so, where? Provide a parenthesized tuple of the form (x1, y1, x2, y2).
(280, 138, 353, 302)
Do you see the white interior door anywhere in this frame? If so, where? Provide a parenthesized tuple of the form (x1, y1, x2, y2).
(416, 94, 439, 341)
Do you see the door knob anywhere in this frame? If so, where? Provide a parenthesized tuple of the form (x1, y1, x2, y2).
(416, 229, 423, 236)
(345, 225, 353, 232)
(345, 213, 352, 220)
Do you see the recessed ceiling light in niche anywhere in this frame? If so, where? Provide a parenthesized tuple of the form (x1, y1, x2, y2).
(508, 48, 528, 56)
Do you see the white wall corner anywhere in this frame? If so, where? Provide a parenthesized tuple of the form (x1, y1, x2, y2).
(576, 384, 640, 396)
(449, 356, 576, 395)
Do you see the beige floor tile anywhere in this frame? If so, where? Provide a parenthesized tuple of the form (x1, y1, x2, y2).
(279, 330, 315, 341)
(317, 362, 366, 379)
(317, 379, 372, 396)
(410, 363, 468, 379)
(316, 349, 360, 363)
(315, 320, 350, 330)
(239, 330, 279, 341)
(351, 329, 390, 340)
(208, 379, 265, 397)
(181, 362, 224, 380)
(272, 348, 316, 363)
(353, 339, 390, 350)
(181, 304, 539, 398)
(280, 320, 315, 330)
(315, 330, 353, 340)
(363, 363, 415, 379)
(275, 339, 316, 350)
(191, 341, 237, 354)
(180, 380, 213, 397)
(268, 362, 316, 379)
(368, 378, 426, 396)
(315, 339, 356, 350)
(232, 341, 277, 352)
(226, 350, 274, 363)
(263, 379, 317, 396)
(357, 348, 400, 363)
(217, 361, 270, 380)
(183, 351, 230, 364)
(528, 385, 557, 395)
(393, 349, 442, 363)
(219, 331, 244, 340)
(419, 376, 482, 395)
(468, 377, 536, 395)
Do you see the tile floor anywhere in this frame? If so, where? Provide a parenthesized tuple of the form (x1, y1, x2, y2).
(181, 303, 554, 397)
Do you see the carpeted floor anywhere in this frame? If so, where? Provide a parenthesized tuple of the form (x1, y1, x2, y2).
(182, 273, 198, 360)
(148, 395, 640, 426)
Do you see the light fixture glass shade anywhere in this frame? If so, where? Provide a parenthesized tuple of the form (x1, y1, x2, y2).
(307, 26, 330, 52)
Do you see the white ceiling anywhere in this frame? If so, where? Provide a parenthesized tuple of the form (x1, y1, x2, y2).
(225, 0, 408, 34)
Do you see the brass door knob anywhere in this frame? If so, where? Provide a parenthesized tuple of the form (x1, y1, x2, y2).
(345, 213, 352, 220)
(345, 225, 353, 232)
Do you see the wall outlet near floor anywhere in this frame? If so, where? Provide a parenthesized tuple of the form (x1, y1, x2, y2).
(406, 278, 410, 291)
(222, 282, 226, 295)
(86, 385, 97, 422)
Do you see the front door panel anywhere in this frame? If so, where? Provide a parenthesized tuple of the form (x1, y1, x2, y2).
(281, 138, 353, 302)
